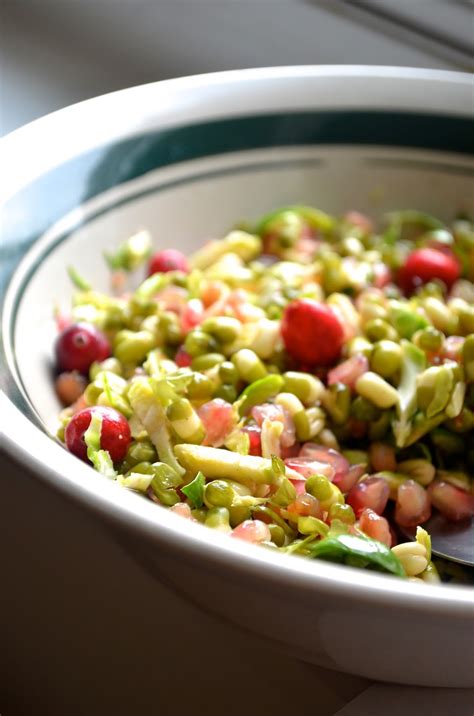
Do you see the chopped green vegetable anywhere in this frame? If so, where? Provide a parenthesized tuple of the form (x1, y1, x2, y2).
(67, 266, 92, 291)
(128, 377, 185, 476)
(309, 534, 406, 577)
(237, 374, 284, 416)
(393, 341, 426, 448)
(54, 204, 474, 587)
(182, 471, 206, 508)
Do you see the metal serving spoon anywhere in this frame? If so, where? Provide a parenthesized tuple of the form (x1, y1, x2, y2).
(401, 515, 474, 567)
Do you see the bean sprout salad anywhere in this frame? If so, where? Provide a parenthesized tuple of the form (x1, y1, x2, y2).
(54, 207, 474, 584)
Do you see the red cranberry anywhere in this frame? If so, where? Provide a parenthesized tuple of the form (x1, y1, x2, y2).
(397, 247, 460, 295)
(55, 323, 111, 374)
(281, 299, 344, 366)
(148, 249, 189, 276)
(65, 406, 131, 463)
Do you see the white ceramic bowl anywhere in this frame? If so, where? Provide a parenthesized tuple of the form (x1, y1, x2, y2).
(1, 67, 473, 687)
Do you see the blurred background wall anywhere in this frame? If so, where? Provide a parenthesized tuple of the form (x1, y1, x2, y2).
(1, 0, 472, 136)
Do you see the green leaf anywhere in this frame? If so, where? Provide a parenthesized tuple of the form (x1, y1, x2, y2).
(309, 534, 406, 577)
(181, 471, 206, 508)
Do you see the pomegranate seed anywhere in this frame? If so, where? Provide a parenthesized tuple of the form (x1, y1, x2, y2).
(347, 476, 390, 517)
(441, 336, 464, 363)
(327, 354, 369, 391)
(174, 346, 192, 368)
(65, 406, 131, 463)
(148, 249, 189, 276)
(231, 520, 271, 543)
(359, 508, 392, 547)
(280, 442, 301, 459)
(281, 299, 344, 366)
(55, 322, 111, 374)
(55, 309, 71, 332)
(369, 442, 397, 473)
(397, 247, 460, 295)
(55, 371, 87, 406)
(344, 211, 374, 235)
(180, 298, 204, 334)
(155, 285, 188, 313)
(251, 403, 296, 448)
(298, 444, 349, 483)
(372, 262, 392, 289)
(242, 424, 262, 456)
(70, 393, 88, 416)
(288, 477, 307, 496)
(336, 463, 366, 494)
(284, 457, 335, 481)
(346, 418, 367, 439)
(395, 479, 431, 527)
(287, 493, 322, 519)
(251, 403, 282, 424)
(297, 235, 319, 260)
(197, 399, 234, 447)
(428, 481, 474, 522)
(169, 502, 194, 520)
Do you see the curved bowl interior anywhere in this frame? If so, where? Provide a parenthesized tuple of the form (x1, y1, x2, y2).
(1, 67, 474, 687)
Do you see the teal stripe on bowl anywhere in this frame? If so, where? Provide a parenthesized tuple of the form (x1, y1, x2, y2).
(1, 110, 473, 293)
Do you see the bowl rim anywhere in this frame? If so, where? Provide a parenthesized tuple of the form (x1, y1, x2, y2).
(1, 65, 473, 611)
